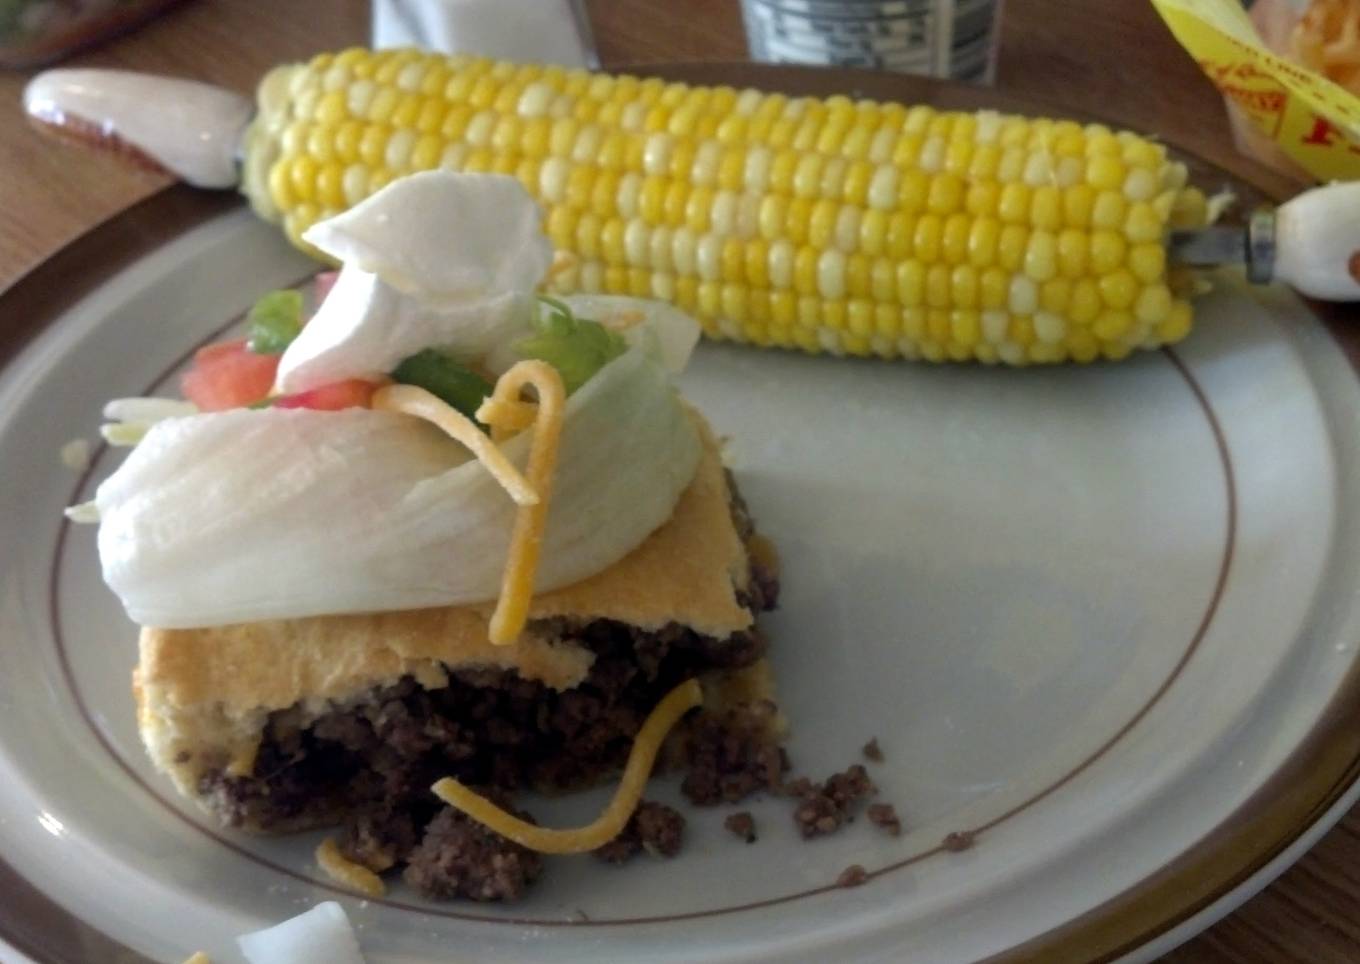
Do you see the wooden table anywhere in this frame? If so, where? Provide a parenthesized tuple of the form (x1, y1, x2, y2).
(0, 1, 1352, 960)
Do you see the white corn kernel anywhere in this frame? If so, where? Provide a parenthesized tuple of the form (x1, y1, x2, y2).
(672, 227, 697, 275)
(737, 193, 762, 239)
(835, 206, 861, 253)
(975, 110, 1003, 144)
(868, 126, 897, 164)
(572, 125, 603, 165)
(918, 135, 946, 172)
(539, 156, 570, 204)
(579, 261, 604, 292)
(624, 219, 650, 266)
(981, 309, 1009, 345)
(465, 110, 495, 147)
(1124, 167, 1157, 202)
(1034, 311, 1067, 343)
(711, 191, 738, 235)
(439, 141, 469, 171)
(693, 142, 722, 186)
(768, 239, 795, 288)
(745, 146, 772, 191)
(517, 82, 555, 118)
(396, 61, 427, 92)
(1009, 275, 1038, 314)
(342, 164, 368, 206)
(385, 128, 415, 170)
(649, 225, 673, 271)
(867, 164, 899, 210)
(651, 272, 676, 301)
(697, 234, 723, 281)
(817, 249, 847, 299)
(620, 101, 647, 131)
(1023, 152, 1054, 187)
(643, 132, 674, 176)
(346, 79, 375, 117)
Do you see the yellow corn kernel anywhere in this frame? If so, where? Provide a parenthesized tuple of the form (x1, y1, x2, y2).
(897, 169, 928, 213)
(1157, 299, 1194, 342)
(926, 264, 952, 308)
(1129, 242, 1166, 284)
(966, 181, 1000, 218)
(884, 212, 914, 260)
(1086, 154, 1126, 191)
(951, 265, 979, 309)
(785, 197, 812, 245)
(1089, 231, 1127, 274)
(913, 214, 942, 263)
(998, 182, 1031, 224)
(1062, 183, 1095, 228)
(1057, 229, 1088, 278)
(1029, 186, 1062, 232)
(1091, 191, 1127, 231)
(968, 217, 1000, 268)
(980, 267, 1008, 309)
(968, 143, 1001, 181)
(808, 200, 837, 250)
(1024, 230, 1058, 282)
(1093, 310, 1134, 341)
(846, 253, 870, 297)
(998, 224, 1029, 272)
(1066, 327, 1101, 362)
(1124, 202, 1163, 243)
(721, 237, 744, 283)
(1093, 266, 1136, 308)
(927, 173, 965, 215)
(1135, 283, 1173, 324)
(1069, 278, 1102, 324)
(1040, 277, 1071, 314)
(896, 260, 925, 306)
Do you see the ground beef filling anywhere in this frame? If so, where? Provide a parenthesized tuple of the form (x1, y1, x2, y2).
(198, 561, 778, 900)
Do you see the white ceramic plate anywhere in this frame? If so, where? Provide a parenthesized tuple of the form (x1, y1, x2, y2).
(2, 185, 1360, 961)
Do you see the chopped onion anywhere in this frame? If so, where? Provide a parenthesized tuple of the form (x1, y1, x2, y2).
(96, 346, 700, 628)
(237, 902, 365, 964)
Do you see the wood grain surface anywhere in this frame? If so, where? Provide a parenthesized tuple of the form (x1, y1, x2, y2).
(0, 1, 1353, 961)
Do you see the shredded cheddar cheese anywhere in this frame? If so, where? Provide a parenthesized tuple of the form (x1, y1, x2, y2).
(315, 837, 386, 897)
(372, 384, 538, 506)
(479, 360, 566, 646)
(475, 396, 538, 443)
(431, 678, 702, 853)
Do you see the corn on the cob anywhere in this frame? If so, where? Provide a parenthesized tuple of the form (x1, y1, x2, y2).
(242, 48, 1211, 365)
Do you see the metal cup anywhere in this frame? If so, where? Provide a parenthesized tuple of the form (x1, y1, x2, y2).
(740, 0, 1004, 83)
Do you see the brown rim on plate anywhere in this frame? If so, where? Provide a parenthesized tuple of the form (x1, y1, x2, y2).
(0, 62, 1349, 961)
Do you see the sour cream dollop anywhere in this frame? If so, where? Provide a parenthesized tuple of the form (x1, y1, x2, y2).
(93, 171, 702, 629)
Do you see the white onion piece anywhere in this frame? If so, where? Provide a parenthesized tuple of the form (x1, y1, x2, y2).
(96, 347, 699, 628)
(275, 268, 534, 392)
(277, 171, 552, 393)
(303, 171, 551, 299)
(237, 902, 365, 964)
(560, 294, 701, 374)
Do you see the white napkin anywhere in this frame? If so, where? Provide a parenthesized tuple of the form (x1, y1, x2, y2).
(372, 0, 598, 68)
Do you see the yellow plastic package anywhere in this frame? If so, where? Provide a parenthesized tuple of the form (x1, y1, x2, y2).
(1151, 0, 1360, 181)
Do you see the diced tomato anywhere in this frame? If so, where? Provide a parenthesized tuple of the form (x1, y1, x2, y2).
(193, 338, 250, 365)
(272, 379, 378, 411)
(181, 340, 280, 411)
(313, 271, 339, 307)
